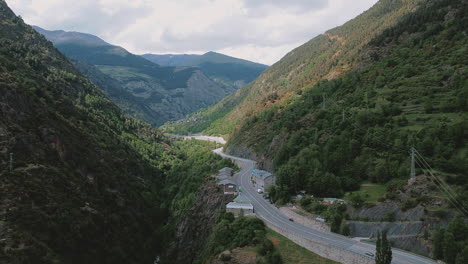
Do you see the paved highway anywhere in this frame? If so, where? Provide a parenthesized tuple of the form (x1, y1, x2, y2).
(212, 147, 438, 264)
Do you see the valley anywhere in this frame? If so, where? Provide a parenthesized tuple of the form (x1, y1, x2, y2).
(34, 27, 266, 126)
(196, 137, 438, 264)
(1, 0, 467, 263)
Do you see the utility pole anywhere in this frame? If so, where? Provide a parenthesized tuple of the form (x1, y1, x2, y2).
(9, 153, 13, 173)
(410, 148, 415, 179)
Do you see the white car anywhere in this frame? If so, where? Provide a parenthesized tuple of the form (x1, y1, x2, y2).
(365, 252, 374, 257)
(257, 189, 263, 194)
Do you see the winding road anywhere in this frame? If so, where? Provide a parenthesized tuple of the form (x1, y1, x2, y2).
(209, 146, 438, 264)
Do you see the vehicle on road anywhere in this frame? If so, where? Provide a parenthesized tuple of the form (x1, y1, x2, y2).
(288, 218, 294, 222)
(257, 188, 263, 194)
(365, 252, 375, 257)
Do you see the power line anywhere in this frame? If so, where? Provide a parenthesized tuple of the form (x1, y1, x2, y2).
(413, 154, 468, 216)
(310, 93, 466, 214)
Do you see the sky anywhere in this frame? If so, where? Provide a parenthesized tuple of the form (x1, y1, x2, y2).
(7, 0, 378, 65)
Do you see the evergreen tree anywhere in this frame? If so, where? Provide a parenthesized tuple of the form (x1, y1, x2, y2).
(376, 230, 392, 264)
(382, 230, 393, 264)
(444, 232, 458, 264)
(456, 246, 468, 264)
(432, 229, 445, 260)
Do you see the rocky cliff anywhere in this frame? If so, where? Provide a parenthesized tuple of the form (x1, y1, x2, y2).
(166, 183, 233, 264)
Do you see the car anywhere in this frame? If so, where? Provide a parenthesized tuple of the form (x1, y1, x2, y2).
(364, 252, 374, 257)
(288, 218, 294, 222)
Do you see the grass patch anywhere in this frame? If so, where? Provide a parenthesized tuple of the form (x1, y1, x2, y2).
(266, 228, 338, 264)
(344, 182, 386, 203)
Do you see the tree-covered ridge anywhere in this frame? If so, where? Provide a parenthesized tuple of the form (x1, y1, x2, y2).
(0, 1, 236, 263)
(228, 0, 467, 201)
(36, 27, 236, 126)
(163, 0, 422, 136)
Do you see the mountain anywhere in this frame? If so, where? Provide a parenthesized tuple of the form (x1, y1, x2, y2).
(142, 52, 268, 90)
(165, 0, 468, 205)
(141, 53, 198, 67)
(33, 26, 236, 126)
(163, 0, 425, 136)
(0, 2, 171, 263)
(33, 26, 110, 46)
(0, 2, 238, 263)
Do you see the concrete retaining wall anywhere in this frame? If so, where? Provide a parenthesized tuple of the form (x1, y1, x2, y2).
(265, 222, 374, 264)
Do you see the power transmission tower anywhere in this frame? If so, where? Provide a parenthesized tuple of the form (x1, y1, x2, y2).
(410, 148, 415, 179)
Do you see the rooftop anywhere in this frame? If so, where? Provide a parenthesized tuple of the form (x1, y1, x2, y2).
(226, 202, 254, 210)
(217, 179, 236, 185)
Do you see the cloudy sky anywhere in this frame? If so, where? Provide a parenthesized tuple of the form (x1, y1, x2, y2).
(8, 0, 378, 65)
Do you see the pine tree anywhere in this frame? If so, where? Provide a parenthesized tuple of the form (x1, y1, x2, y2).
(376, 230, 392, 264)
(382, 230, 393, 264)
(444, 232, 458, 264)
(433, 229, 445, 260)
(376, 231, 383, 264)
(456, 246, 468, 264)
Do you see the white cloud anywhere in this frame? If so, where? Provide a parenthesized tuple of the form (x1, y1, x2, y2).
(7, 0, 378, 65)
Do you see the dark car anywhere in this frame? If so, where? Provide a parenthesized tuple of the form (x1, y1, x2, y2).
(288, 218, 294, 222)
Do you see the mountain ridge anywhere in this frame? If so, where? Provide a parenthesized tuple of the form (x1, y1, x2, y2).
(35, 27, 248, 126)
(163, 0, 422, 136)
(142, 51, 268, 90)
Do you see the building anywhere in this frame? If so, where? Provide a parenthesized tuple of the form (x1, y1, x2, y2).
(217, 179, 237, 194)
(215, 167, 233, 181)
(251, 169, 274, 192)
(226, 202, 254, 216)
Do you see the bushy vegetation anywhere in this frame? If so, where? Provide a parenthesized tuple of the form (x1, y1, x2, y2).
(201, 213, 282, 264)
(227, 0, 467, 203)
(164, 139, 236, 218)
(432, 216, 468, 264)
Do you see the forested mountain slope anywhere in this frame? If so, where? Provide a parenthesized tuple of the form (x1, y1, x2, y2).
(164, 0, 467, 201)
(0, 1, 234, 263)
(34, 27, 234, 126)
(229, 0, 468, 201)
(163, 0, 423, 135)
(143, 51, 268, 91)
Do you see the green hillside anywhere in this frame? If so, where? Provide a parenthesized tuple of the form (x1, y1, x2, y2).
(35, 28, 235, 126)
(229, 0, 468, 200)
(164, 0, 467, 202)
(0, 1, 235, 263)
(162, 0, 423, 136)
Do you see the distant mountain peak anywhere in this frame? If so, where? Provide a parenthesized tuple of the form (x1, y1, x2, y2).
(33, 26, 110, 47)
